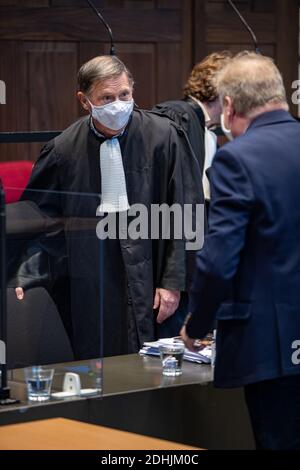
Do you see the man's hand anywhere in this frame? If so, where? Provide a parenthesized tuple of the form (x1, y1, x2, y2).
(15, 287, 24, 300)
(180, 324, 201, 353)
(153, 288, 180, 324)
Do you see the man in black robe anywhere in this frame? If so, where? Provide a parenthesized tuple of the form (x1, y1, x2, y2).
(13, 55, 203, 359)
(152, 51, 232, 338)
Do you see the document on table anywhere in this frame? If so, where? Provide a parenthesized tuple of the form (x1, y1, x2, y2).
(139, 337, 212, 364)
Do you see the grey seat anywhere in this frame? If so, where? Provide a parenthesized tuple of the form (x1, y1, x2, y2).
(7, 287, 74, 369)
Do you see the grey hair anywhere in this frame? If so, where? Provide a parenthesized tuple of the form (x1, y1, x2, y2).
(78, 55, 134, 94)
(216, 52, 288, 117)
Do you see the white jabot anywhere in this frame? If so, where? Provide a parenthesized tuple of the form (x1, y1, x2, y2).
(98, 137, 130, 213)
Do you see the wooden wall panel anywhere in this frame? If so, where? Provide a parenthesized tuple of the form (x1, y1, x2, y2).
(276, 0, 299, 115)
(196, 0, 299, 115)
(0, 7, 180, 42)
(50, 1, 155, 7)
(1, 1, 49, 6)
(196, 0, 277, 60)
(0, 41, 29, 161)
(206, 2, 276, 45)
(0, 0, 299, 162)
(25, 42, 78, 131)
(25, 42, 78, 158)
(0, 0, 191, 161)
(157, 42, 182, 103)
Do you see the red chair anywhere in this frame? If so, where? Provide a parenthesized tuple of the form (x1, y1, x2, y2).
(0, 161, 33, 203)
(2, 161, 74, 366)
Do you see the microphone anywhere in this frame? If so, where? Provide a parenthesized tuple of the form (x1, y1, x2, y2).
(86, 0, 116, 56)
(228, 0, 260, 54)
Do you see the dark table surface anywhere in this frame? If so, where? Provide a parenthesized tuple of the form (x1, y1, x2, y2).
(2, 353, 213, 409)
(0, 355, 254, 449)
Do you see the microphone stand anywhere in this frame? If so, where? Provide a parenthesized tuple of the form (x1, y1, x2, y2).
(86, 0, 116, 55)
(0, 180, 18, 405)
(228, 0, 260, 54)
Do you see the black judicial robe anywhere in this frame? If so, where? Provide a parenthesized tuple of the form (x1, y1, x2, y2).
(17, 109, 203, 359)
(152, 98, 206, 176)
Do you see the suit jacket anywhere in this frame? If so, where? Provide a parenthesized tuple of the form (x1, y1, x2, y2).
(187, 110, 300, 388)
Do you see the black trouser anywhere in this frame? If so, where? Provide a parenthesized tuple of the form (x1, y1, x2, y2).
(244, 374, 300, 450)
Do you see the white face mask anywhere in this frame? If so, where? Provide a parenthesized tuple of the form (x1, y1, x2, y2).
(87, 98, 134, 131)
(220, 113, 234, 141)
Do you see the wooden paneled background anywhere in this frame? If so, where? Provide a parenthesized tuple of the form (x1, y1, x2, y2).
(0, 0, 299, 161)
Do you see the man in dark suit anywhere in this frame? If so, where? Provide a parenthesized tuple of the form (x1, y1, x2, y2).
(181, 52, 300, 450)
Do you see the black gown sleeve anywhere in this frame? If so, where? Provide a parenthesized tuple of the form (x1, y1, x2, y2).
(21, 141, 62, 215)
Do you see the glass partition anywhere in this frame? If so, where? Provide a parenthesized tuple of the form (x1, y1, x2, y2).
(3, 187, 104, 406)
